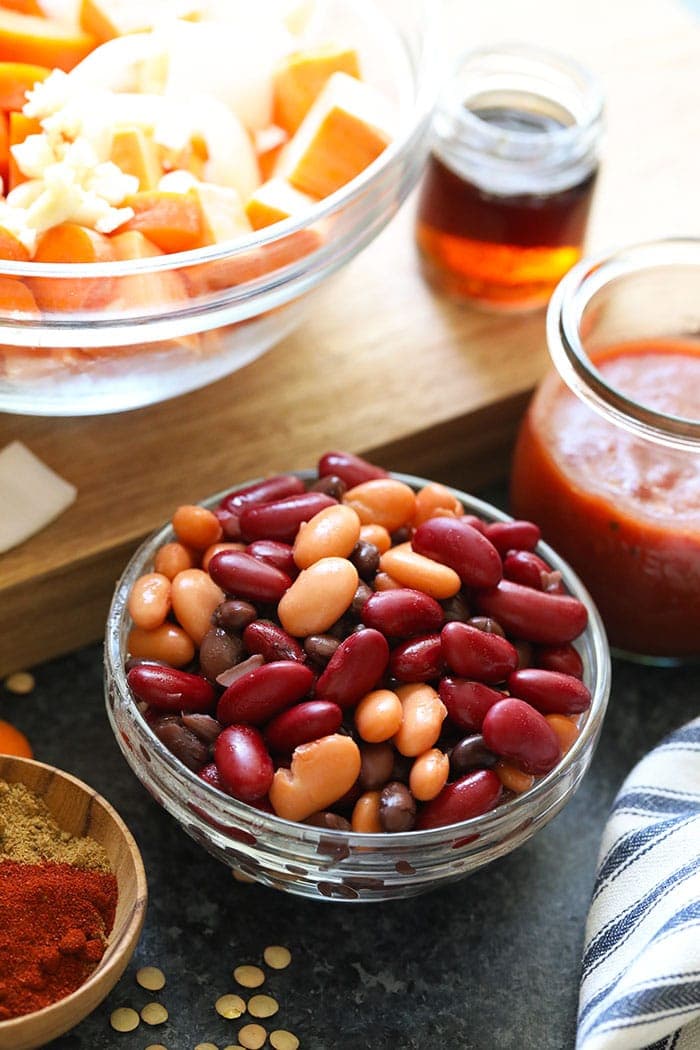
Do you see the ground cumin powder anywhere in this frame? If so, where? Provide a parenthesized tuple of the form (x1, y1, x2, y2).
(0, 779, 111, 870)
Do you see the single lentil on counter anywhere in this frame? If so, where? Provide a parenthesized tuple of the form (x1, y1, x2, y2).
(125, 449, 591, 833)
(0, 780, 117, 1020)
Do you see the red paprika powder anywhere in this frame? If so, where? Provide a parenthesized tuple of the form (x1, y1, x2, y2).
(0, 859, 118, 1020)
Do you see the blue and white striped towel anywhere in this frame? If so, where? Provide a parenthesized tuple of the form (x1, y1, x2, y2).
(577, 717, 700, 1050)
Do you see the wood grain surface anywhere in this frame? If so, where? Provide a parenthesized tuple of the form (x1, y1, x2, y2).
(0, 0, 698, 674)
(0, 756, 147, 1050)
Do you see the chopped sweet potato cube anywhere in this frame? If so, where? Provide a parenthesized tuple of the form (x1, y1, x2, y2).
(245, 177, 315, 230)
(0, 60, 49, 110)
(0, 274, 39, 315)
(0, 9, 97, 71)
(273, 45, 360, 134)
(0, 1, 43, 14)
(110, 126, 161, 191)
(109, 228, 192, 324)
(122, 189, 204, 253)
(194, 182, 252, 245)
(276, 72, 393, 199)
(7, 109, 40, 188)
(30, 223, 115, 312)
(0, 224, 29, 259)
(80, 0, 201, 42)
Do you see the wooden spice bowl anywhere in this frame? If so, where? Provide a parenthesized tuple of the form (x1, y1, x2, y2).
(0, 756, 147, 1050)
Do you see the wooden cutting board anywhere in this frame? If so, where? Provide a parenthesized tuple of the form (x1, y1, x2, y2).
(0, 0, 697, 675)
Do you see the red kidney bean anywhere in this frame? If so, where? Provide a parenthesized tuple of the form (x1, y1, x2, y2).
(239, 492, 336, 543)
(461, 514, 486, 533)
(219, 474, 305, 514)
(151, 718, 209, 771)
(507, 669, 591, 714)
(127, 665, 216, 713)
(216, 661, 315, 725)
(439, 677, 504, 732)
(199, 627, 244, 682)
(246, 539, 297, 577)
(264, 700, 342, 753)
(481, 698, 562, 775)
(503, 549, 564, 594)
(476, 581, 588, 645)
(317, 450, 388, 488)
(214, 507, 243, 540)
(208, 550, 292, 604)
(389, 634, 444, 682)
(243, 620, 306, 663)
(412, 517, 502, 588)
(214, 724, 274, 802)
(213, 598, 257, 632)
(314, 628, 390, 709)
(198, 761, 233, 794)
(535, 643, 584, 679)
(441, 622, 518, 683)
(362, 588, 444, 637)
(416, 770, 503, 830)
(449, 734, 498, 776)
(483, 520, 541, 554)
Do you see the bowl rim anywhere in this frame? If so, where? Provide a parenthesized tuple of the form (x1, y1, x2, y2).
(105, 468, 611, 848)
(0, 0, 442, 284)
(0, 755, 148, 1036)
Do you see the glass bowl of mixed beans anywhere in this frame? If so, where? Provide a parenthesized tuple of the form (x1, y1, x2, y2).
(104, 451, 611, 902)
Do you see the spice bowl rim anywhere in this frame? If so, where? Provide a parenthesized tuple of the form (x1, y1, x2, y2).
(104, 470, 610, 872)
(0, 754, 147, 1050)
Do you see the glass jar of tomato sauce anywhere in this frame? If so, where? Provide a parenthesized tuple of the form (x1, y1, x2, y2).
(511, 239, 700, 662)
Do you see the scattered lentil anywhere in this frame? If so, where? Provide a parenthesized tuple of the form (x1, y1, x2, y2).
(248, 994, 279, 1019)
(0, 780, 110, 869)
(141, 1002, 169, 1025)
(263, 945, 292, 970)
(137, 965, 167, 991)
(233, 965, 265, 989)
(3, 671, 35, 695)
(270, 1031, 300, 1050)
(110, 1006, 140, 1033)
(195, 1044, 219, 1050)
(145, 1045, 169, 1050)
(216, 993, 246, 1019)
(238, 1023, 267, 1049)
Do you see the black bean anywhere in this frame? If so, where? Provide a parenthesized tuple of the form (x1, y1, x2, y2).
(213, 599, 257, 633)
(379, 781, 416, 832)
(309, 474, 347, 500)
(359, 743, 394, 791)
(449, 734, 498, 777)
(441, 593, 471, 623)
(181, 713, 222, 745)
(199, 627, 245, 682)
(151, 719, 209, 771)
(303, 634, 340, 664)
(304, 811, 352, 831)
(350, 581, 373, 619)
(351, 541, 380, 581)
(468, 615, 505, 637)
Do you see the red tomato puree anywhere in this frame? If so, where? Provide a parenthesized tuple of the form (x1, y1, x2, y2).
(511, 340, 700, 656)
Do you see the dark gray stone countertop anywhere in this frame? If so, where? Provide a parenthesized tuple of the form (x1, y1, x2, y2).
(2, 645, 697, 1050)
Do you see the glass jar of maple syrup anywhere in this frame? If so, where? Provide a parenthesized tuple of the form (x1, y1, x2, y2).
(416, 44, 604, 310)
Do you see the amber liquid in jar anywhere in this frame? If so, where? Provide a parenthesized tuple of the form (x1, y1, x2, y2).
(417, 104, 598, 309)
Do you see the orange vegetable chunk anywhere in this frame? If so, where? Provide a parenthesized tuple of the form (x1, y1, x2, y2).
(109, 126, 161, 190)
(273, 45, 360, 134)
(0, 9, 97, 71)
(30, 223, 115, 312)
(277, 71, 393, 199)
(122, 190, 204, 253)
(0, 274, 39, 315)
(0, 226, 29, 260)
(0, 1, 43, 14)
(80, 0, 200, 42)
(0, 59, 49, 110)
(0, 108, 8, 184)
(0, 719, 33, 758)
(245, 177, 316, 231)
